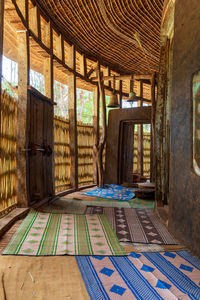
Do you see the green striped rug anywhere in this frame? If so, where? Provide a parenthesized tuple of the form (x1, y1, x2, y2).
(2, 210, 125, 256)
(129, 198, 155, 209)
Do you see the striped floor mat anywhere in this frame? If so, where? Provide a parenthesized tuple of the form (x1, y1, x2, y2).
(62, 198, 131, 208)
(86, 207, 178, 245)
(2, 210, 125, 256)
(129, 198, 155, 209)
(76, 250, 200, 300)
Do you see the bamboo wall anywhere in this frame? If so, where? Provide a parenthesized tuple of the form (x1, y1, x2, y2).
(77, 122, 94, 185)
(54, 116, 71, 192)
(143, 133, 151, 177)
(0, 90, 17, 216)
(99, 127, 106, 169)
(0, 93, 150, 212)
(133, 132, 151, 177)
(133, 133, 138, 173)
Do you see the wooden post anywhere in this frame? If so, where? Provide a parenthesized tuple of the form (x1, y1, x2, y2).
(150, 73, 156, 182)
(137, 81, 143, 177)
(0, 0, 4, 131)
(155, 43, 168, 207)
(94, 64, 107, 187)
(106, 67, 111, 88)
(36, 6, 41, 40)
(119, 79, 122, 108)
(93, 86, 99, 184)
(43, 23, 54, 100)
(43, 52, 54, 195)
(68, 45, 78, 189)
(16, 30, 30, 207)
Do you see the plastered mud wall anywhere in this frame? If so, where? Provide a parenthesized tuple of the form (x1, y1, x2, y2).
(105, 107, 151, 184)
(169, 0, 200, 257)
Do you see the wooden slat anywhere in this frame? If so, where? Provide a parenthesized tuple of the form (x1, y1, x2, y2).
(91, 74, 152, 82)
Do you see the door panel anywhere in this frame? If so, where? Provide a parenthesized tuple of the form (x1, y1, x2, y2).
(27, 89, 53, 203)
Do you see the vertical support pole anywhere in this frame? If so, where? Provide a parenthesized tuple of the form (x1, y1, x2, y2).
(68, 45, 78, 189)
(16, 30, 29, 207)
(140, 82, 144, 177)
(0, 0, 4, 131)
(137, 81, 143, 177)
(95, 64, 107, 187)
(93, 85, 99, 184)
(43, 23, 54, 195)
(119, 79, 122, 108)
(61, 36, 65, 63)
(155, 43, 168, 207)
(36, 6, 41, 40)
(50, 23, 54, 194)
(150, 73, 156, 182)
(107, 67, 111, 88)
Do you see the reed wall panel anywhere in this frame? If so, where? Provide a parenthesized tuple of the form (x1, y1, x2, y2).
(77, 122, 94, 185)
(133, 133, 138, 174)
(133, 132, 151, 177)
(54, 116, 71, 192)
(143, 133, 151, 177)
(0, 91, 17, 216)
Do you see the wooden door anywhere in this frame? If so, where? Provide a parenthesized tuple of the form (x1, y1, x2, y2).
(27, 89, 54, 204)
(120, 122, 135, 183)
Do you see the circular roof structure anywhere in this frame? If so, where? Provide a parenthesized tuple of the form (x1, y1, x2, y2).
(36, 0, 164, 74)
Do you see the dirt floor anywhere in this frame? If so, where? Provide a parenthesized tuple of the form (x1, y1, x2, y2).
(0, 255, 89, 300)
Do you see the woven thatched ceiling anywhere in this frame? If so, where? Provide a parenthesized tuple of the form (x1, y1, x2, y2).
(35, 0, 164, 74)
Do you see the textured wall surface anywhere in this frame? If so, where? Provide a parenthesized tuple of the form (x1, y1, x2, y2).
(169, 0, 200, 257)
(105, 107, 151, 184)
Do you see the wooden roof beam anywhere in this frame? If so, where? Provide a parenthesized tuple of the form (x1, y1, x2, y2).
(91, 74, 152, 82)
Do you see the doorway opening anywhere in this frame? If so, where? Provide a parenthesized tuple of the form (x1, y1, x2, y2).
(119, 121, 151, 185)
